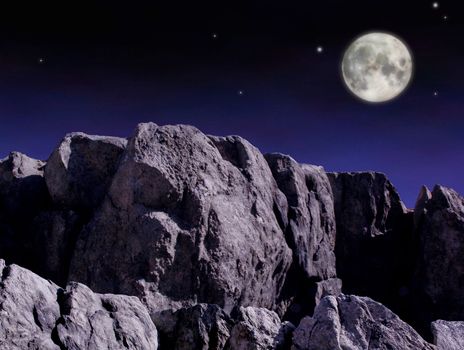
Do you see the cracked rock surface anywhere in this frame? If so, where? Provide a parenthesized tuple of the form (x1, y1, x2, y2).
(431, 320, 464, 350)
(0, 259, 158, 350)
(291, 294, 435, 350)
(69, 124, 293, 315)
(0, 123, 462, 349)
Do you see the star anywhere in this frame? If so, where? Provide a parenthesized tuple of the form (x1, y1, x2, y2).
(434, 91, 439, 97)
(38, 57, 45, 64)
(238, 90, 244, 96)
(212, 33, 218, 39)
(443, 15, 448, 20)
(432, 2, 439, 9)
(316, 46, 324, 54)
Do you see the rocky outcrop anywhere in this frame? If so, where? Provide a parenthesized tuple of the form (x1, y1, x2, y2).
(265, 154, 339, 320)
(1, 123, 464, 349)
(227, 306, 294, 350)
(0, 260, 158, 350)
(291, 294, 435, 350)
(431, 320, 464, 350)
(69, 124, 292, 316)
(328, 172, 414, 313)
(413, 185, 464, 329)
(44, 132, 127, 211)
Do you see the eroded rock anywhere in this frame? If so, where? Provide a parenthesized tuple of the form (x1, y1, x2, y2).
(291, 294, 435, 350)
(227, 306, 294, 350)
(265, 154, 338, 320)
(158, 304, 232, 350)
(328, 172, 414, 311)
(431, 320, 464, 350)
(69, 124, 292, 316)
(44, 132, 127, 211)
(413, 185, 464, 329)
(0, 260, 158, 350)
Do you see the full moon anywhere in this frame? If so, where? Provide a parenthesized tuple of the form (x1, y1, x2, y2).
(341, 32, 413, 103)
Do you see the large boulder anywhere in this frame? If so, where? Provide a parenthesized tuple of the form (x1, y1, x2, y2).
(291, 294, 435, 350)
(265, 154, 339, 319)
(0, 259, 158, 350)
(431, 320, 464, 350)
(44, 132, 127, 211)
(328, 172, 414, 312)
(69, 123, 292, 316)
(413, 185, 464, 328)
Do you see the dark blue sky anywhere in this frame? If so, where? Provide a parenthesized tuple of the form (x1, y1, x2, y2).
(0, 1, 463, 207)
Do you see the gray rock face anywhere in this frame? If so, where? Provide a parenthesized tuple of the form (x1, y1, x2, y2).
(55, 282, 158, 350)
(265, 154, 337, 280)
(431, 320, 464, 350)
(413, 185, 464, 325)
(328, 172, 414, 310)
(291, 294, 435, 350)
(0, 260, 158, 350)
(154, 302, 295, 350)
(227, 306, 294, 350)
(69, 123, 292, 315)
(4, 123, 463, 349)
(265, 154, 338, 319)
(45, 132, 127, 211)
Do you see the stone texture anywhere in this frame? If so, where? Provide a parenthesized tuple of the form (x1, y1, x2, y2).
(265, 154, 338, 320)
(69, 123, 292, 316)
(55, 282, 158, 350)
(0, 259, 158, 350)
(413, 185, 464, 328)
(328, 172, 414, 311)
(44, 132, 127, 211)
(291, 294, 435, 350)
(227, 306, 294, 350)
(431, 320, 464, 350)
(314, 278, 342, 307)
(158, 304, 232, 350)
(3, 123, 464, 349)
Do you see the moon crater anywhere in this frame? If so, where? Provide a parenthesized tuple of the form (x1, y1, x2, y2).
(342, 32, 413, 103)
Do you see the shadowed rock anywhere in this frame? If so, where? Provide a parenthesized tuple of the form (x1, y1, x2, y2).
(0, 260, 158, 350)
(413, 185, 464, 333)
(157, 304, 232, 350)
(291, 294, 435, 350)
(0, 152, 50, 269)
(45, 132, 127, 211)
(328, 172, 414, 314)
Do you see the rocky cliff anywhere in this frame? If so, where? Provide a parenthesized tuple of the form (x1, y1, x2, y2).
(0, 122, 462, 349)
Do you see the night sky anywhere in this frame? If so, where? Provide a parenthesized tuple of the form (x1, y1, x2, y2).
(0, 1, 463, 207)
